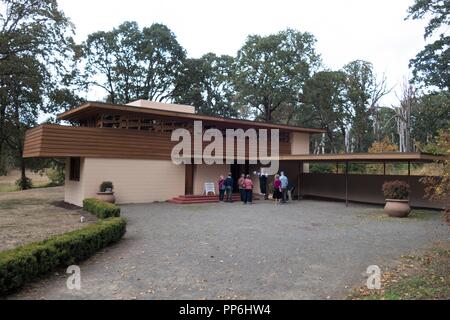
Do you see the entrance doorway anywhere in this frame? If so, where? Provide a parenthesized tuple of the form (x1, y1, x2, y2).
(185, 164, 194, 195)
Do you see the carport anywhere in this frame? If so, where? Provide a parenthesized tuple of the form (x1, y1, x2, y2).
(275, 152, 446, 209)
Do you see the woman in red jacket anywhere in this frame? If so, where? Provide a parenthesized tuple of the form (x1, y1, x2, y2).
(243, 174, 253, 205)
(273, 174, 282, 204)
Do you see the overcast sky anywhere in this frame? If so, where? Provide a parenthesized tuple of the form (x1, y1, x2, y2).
(59, 0, 429, 107)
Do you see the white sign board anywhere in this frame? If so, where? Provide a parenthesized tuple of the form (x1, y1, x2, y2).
(203, 182, 216, 195)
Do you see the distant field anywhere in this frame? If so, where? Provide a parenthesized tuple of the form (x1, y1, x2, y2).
(0, 169, 51, 192)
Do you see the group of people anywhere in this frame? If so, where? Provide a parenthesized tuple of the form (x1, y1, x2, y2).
(272, 172, 292, 204)
(218, 173, 254, 204)
(217, 171, 294, 205)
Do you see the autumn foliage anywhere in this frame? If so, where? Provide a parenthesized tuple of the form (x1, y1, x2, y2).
(369, 137, 399, 153)
(420, 130, 450, 225)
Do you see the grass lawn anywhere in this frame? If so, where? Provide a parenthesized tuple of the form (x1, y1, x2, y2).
(0, 169, 53, 192)
(350, 241, 450, 300)
(0, 187, 97, 252)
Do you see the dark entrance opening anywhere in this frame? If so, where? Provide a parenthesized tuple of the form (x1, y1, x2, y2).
(185, 164, 194, 195)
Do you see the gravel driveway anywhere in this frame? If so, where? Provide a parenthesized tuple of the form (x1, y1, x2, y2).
(9, 200, 448, 300)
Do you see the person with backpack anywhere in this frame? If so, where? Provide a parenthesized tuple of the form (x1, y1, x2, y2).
(224, 173, 234, 203)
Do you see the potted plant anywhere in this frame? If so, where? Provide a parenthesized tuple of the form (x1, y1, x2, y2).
(96, 181, 116, 203)
(382, 180, 411, 217)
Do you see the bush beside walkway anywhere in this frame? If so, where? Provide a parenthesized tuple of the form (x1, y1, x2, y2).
(83, 198, 121, 219)
(0, 217, 126, 295)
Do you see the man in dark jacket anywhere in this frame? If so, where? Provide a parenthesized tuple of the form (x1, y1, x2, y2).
(259, 172, 268, 200)
(225, 173, 234, 202)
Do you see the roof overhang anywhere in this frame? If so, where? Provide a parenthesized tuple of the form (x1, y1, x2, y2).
(173, 152, 447, 164)
(254, 152, 447, 163)
(57, 102, 327, 134)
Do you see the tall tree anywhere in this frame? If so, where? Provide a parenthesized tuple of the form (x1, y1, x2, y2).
(406, 0, 449, 40)
(173, 53, 239, 118)
(1, 55, 46, 186)
(375, 107, 398, 147)
(342, 60, 391, 152)
(81, 22, 186, 104)
(410, 35, 449, 91)
(0, 0, 75, 186)
(112, 21, 142, 104)
(394, 81, 416, 152)
(411, 91, 450, 144)
(407, 0, 450, 91)
(234, 29, 321, 122)
(82, 22, 141, 104)
(300, 71, 349, 153)
(82, 29, 119, 103)
(138, 23, 186, 102)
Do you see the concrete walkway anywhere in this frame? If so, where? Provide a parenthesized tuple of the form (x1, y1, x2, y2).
(10, 200, 448, 300)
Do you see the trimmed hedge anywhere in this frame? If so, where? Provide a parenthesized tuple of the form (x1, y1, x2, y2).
(0, 217, 126, 295)
(83, 198, 121, 218)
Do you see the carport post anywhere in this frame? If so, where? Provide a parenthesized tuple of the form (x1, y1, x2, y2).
(407, 161, 412, 201)
(297, 161, 303, 200)
(345, 161, 349, 207)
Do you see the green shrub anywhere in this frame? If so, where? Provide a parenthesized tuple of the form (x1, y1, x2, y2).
(0, 217, 126, 295)
(46, 167, 65, 186)
(382, 180, 411, 200)
(309, 163, 334, 174)
(99, 181, 113, 192)
(15, 177, 32, 190)
(83, 198, 120, 219)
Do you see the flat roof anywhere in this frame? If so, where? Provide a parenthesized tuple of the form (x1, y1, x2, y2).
(57, 102, 326, 134)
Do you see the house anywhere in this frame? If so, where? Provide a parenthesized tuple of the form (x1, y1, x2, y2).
(23, 100, 444, 209)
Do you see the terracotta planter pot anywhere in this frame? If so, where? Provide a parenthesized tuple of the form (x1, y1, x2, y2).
(384, 199, 411, 218)
(96, 192, 116, 204)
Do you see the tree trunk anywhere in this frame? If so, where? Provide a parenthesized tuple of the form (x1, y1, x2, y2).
(20, 156, 26, 185)
(265, 105, 271, 122)
(0, 141, 6, 176)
